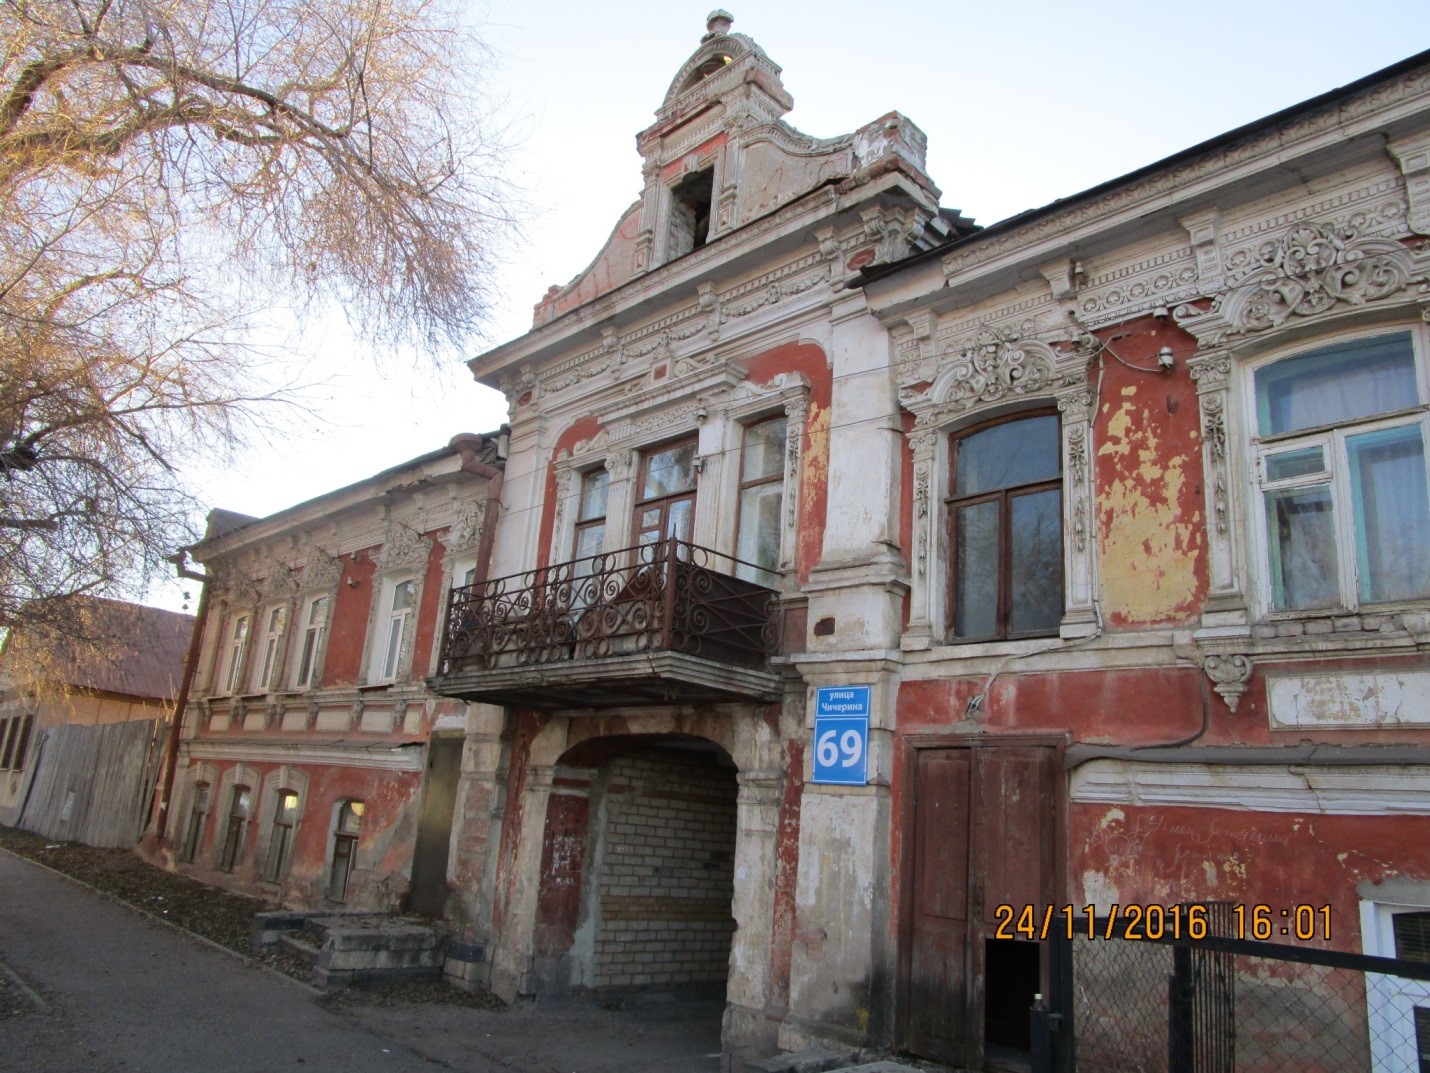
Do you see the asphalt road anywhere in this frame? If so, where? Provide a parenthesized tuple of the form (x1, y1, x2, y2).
(0, 850, 723, 1073)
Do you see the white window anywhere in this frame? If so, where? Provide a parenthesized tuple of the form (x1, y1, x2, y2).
(573, 467, 610, 562)
(1361, 897, 1430, 1073)
(222, 614, 250, 695)
(374, 578, 416, 683)
(292, 595, 329, 690)
(734, 415, 787, 582)
(1252, 330, 1430, 614)
(251, 606, 285, 693)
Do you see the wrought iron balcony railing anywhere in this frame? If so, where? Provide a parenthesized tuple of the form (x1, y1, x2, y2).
(438, 539, 780, 676)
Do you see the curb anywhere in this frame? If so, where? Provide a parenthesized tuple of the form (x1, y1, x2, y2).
(0, 844, 321, 996)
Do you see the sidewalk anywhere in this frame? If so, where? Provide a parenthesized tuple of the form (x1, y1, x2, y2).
(0, 848, 722, 1073)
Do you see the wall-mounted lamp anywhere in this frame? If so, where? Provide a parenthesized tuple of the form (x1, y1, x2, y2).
(1157, 347, 1175, 372)
(1152, 305, 1170, 320)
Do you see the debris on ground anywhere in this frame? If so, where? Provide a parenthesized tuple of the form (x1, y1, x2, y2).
(0, 825, 505, 1009)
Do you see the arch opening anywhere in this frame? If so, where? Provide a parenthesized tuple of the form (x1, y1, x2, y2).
(531, 733, 739, 1001)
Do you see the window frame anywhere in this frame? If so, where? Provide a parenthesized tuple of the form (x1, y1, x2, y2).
(264, 789, 300, 883)
(572, 465, 611, 563)
(328, 799, 364, 901)
(220, 613, 250, 696)
(1246, 326, 1430, 618)
(944, 408, 1065, 643)
(733, 413, 789, 582)
(218, 783, 251, 872)
(632, 435, 699, 552)
(369, 575, 417, 684)
(251, 604, 286, 694)
(290, 593, 330, 691)
(180, 781, 211, 863)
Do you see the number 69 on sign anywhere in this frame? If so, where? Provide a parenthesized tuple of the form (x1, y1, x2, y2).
(811, 716, 868, 785)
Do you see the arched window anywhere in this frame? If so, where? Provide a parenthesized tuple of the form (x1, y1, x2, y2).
(947, 412, 1063, 640)
(329, 800, 364, 901)
(264, 790, 300, 882)
(181, 782, 211, 863)
(218, 785, 251, 872)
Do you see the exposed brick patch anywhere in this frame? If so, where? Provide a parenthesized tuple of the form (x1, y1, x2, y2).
(593, 751, 736, 988)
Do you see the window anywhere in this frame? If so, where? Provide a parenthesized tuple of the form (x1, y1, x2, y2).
(181, 782, 211, 863)
(573, 468, 610, 562)
(252, 606, 285, 693)
(264, 790, 300, 882)
(329, 799, 364, 901)
(222, 615, 249, 695)
(9, 715, 32, 771)
(947, 412, 1063, 640)
(1253, 332, 1430, 613)
(633, 438, 698, 551)
(218, 784, 251, 872)
(1362, 898, 1430, 1073)
(292, 595, 329, 690)
(376, 579, 416, 682)
(735, 416, 787, 581)
(0, 717, 16, 769)
(669, 168, 714, 257)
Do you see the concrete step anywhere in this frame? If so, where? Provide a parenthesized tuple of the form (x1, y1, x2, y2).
(254, 909, 445, 990)
(745, 1048, 853, 1073)
(278, 934, 322, 964)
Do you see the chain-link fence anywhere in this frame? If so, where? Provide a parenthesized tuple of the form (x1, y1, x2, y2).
(1038, 915, 1430, 1073)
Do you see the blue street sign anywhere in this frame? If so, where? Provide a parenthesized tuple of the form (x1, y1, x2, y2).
(812, 685, 871, 785)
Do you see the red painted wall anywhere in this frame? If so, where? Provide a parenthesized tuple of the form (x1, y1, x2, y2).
(1092, 322, 1208, 629)
(409, 533, 449, 682)
(324, 551, 376, 686)
(536, 416, 605, 570)
(1070, 802, 1430, 953)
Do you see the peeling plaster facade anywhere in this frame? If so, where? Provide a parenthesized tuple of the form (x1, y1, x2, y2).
(144, 437, 503, 921)
(139, 17, 1430, 1073)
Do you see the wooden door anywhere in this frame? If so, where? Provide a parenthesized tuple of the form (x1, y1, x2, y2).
(904, 743, 1057, 1068)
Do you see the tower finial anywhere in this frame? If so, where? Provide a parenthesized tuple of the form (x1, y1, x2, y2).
(705, 10, 733, 38)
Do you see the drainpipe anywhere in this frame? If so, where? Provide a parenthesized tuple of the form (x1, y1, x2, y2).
(151, 548, 210, 842)
(448, 431, 506, 585)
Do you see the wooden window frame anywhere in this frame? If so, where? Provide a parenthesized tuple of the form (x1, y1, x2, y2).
(632, 436, 699, 550)
(218, 784, 251, 872)
(264, 790, 300, 882)
(329, 799, 364, 901)
(945, 409, 1063, 642)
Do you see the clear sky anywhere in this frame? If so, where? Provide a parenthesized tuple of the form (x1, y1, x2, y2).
(153, 0, 1430, 608)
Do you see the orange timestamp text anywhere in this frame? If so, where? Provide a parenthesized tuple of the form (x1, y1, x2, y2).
(993, 903, 1333, 942)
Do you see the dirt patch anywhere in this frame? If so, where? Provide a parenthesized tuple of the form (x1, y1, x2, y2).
(0, 825, 504, 1009)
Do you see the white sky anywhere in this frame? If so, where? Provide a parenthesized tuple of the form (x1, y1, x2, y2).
(150, 0, 1430, 609)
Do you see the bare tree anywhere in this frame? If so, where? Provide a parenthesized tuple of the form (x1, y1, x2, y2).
(0, 0, 510, 643)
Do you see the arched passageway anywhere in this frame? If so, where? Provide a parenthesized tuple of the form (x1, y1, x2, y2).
(531, 734, 738, 997)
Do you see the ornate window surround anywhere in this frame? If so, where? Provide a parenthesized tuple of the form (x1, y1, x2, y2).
(255, 766, 309, 884)
(1237, 321, 1430, 622)
(362, 518, 433, 686)
(546, 369, 811, 588)
(901, 325, 1098, 648)
(1174, 213, 1430, 637)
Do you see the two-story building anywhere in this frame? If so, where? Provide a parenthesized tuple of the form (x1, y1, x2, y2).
(149, 433, 503, 921)
(423, 16, 1430, 1073)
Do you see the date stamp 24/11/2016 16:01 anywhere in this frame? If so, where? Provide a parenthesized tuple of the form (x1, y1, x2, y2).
(993, 903, 1334, 942)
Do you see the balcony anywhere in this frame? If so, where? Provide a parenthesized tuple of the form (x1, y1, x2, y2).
(430, 539, 786, 710)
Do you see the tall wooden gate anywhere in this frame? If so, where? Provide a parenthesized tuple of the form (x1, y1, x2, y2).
(902, 741, 1060, 1068)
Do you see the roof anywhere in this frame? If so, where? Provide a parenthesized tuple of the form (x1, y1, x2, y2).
(859, 47, 1430, 287)
(2, 596, 194, 702)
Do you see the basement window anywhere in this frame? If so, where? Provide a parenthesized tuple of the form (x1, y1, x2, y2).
(669, 168, 714, 258)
